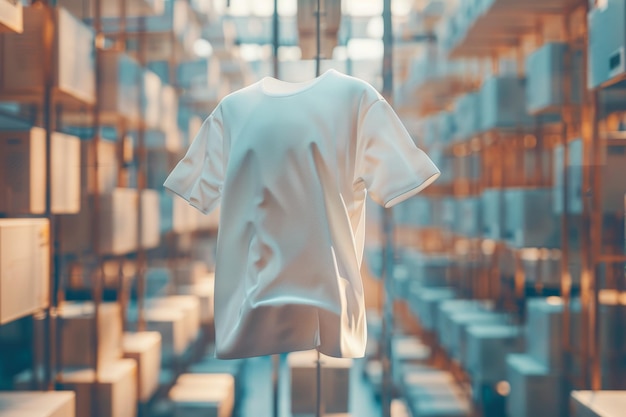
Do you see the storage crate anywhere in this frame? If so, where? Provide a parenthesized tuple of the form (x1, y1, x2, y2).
(0, 218, 49, 325)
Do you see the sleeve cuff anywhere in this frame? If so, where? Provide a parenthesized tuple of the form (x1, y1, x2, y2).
(383, 171, 441, 208)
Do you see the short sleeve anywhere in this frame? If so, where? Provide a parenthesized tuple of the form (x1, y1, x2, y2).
(163, 108, 224, 214)
(355, 98, 440, 208)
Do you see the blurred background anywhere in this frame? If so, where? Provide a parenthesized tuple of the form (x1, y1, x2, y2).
(0, 0, 626, 417)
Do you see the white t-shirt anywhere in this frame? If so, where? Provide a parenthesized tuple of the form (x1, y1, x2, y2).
(164, 69, 440, 359)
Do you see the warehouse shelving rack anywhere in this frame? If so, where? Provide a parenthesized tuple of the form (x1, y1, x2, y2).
(387, 1, 626, 416)
(0, 0, 220, 415)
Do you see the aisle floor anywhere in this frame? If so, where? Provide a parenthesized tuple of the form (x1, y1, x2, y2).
(238, 355, 381, 417)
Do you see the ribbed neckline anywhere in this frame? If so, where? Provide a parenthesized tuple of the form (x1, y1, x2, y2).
(259, 69, 335, 97)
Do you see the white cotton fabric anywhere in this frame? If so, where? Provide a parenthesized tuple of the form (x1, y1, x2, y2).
(164, 69, 440, 359)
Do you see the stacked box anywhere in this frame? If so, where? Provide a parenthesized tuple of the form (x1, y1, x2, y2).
(81, 139, 118, 195)
(525, 298, 582, 372)
(506, 354, 565, 417)
(177, 58, 220, 90)
(0, 391, 75, 417)
(588, 0, 626, 89)
(0, 7, 95, 104)
(169, 374, 235, 417)
(411, 287, 455, 331)
(403, 369, 470, 417)
(571, 390, 626, 417)
(173, 262, 210, 287)
(455, 197, 482, 238)
(147, 295, 200, 346)
(99, 51, 141, 122)
(57, 0, 164, 18)
(0, 0, 23, 33)
(525, 42, 582, 114)
(122, 332, 162, 403)
(142, 70, 162, 129)
(437, 300, 489, 352)
(59, 188, 139, 255)
(466, 324, 524, 383)
(0, 129, 80, 214)
(553, 138, 626, 215)
(480, 76, 533, 131)
(0, 218, 50, 325)
(126, 306, 187, 364)
(178, 276, 215, 325)
(504, 188, 560, 248)
(59, 302, 122, 370)
(447, 311, 508, 363)
(58, 359, 137, 417)
(481, 188, 504, 240)
(141, 189, 161, 249)
(144, 266, 172, 297)
(453, 92, 481, 141)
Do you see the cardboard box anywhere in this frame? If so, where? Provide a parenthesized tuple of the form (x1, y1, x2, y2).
(0, 7, 95, 105)
(504, 188, 560, 248)
(173, 262, 209, 287)
(56, 0, 164, 19)
(571, 390, 626, 417)
(147, 295, 200, 345)
(81, 139, 118, 196)
(525, 42, 582, 114)
(122, 332, 162, 403)
(126, 306, 187, 364)
(58, 302, 122, 369)
(159, 85, 179, 142)
(455, 197, 482, 238)
(58, 359, 137, 417)
(99, 50, 141, 123)
(553, 138, 626, 215)
(588, 0, 626, 89)
(141, 189, 160, 249)
(179, 277, 215, 325)
(147, 150, 171, 190)
(142, 70, 162, 130)
(526, 298, 582, 372)
(391, 336, 431, 386)
(480, 76, 533, 131)
(177, 58, 220, 89)
(447, 311, 508, 363)
(403, 369, 469, 417)
(411, 287, 455, 331)
(170, 373, 235, 417)
(288, 350, 352, 414)
(0, 129, 80, 214)
(145, 266, 172, 297)
(0, 391, 75, 417)
(0, 128, 45, 214)
(0, 0, 23, 33)
(0, 218, 49, 325)
(99, 0, 194, 61)
(506, 354, 565, 417)
(466, 324, 524, 383)
(436, 300, 486, 351)
(453, 92, 481, 142)
(59, 188, 139, 256)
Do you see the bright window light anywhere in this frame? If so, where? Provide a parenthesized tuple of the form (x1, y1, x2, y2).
(239, 44, 273, 61)
(278, 46, 303, 61)
(347, 39, 383, 60)
(193, 38, 214, 57)
(366, 16, 384, 38)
